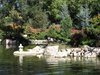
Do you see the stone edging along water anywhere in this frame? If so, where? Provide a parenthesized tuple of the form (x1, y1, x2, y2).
(45, 45, 100, 58)
(14, 45, 100, 58)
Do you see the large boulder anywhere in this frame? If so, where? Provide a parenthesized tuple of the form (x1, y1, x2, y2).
(29, 46, 45, 54)
(45, 45, 59, 56)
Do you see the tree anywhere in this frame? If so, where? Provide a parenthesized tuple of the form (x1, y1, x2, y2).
(27, 6, 48, 29)
(61, 17, 72, 38)
(49, 0, 68, 22)
(77, 4, 90, 27)
(90, 14, 100, 38)
(68, 0, 99, 28)
(60, 3, 72, 42)
(19, 0, 49, 29)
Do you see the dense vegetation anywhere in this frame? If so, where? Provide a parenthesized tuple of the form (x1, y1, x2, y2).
(0, 0, 100, 47)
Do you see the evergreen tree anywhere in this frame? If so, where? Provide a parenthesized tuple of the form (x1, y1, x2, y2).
(60, 2, 72, 42)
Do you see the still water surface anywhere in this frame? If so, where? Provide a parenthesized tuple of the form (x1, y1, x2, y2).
(0, 45, 100, 75)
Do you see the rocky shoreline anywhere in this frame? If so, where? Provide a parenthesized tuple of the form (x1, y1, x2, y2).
(14, 44, 100, 58)
(45, 45, 100, 58)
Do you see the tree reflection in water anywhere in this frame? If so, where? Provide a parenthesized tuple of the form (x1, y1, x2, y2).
(0, 45, 100, 75)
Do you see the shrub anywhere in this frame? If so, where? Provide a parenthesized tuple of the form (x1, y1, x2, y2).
(35, 32, 47, 40)
(29, 32, 47, 40)
(70, 32, 83, 47)
(61, 17, 72, 38)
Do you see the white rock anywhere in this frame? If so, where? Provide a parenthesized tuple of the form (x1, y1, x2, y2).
(45, 45, 59, 56)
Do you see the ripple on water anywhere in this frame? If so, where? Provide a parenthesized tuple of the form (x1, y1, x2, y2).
(1, 45, 100, 75)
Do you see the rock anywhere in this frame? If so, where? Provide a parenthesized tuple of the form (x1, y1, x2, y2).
(83, 45, 90, 52)
(84, 52, 96, 58)
(55, 50, 68, 58)
(45, 45, 59, 56)
(29, 46, 45, 54)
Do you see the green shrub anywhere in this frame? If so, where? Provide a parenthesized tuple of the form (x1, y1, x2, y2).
(35, 32, 47, 40)
(81, 39, 96, 46)
(61, 16, 72, 38)
(29, 33, 36, 39)
(29, 32, 47, 40)
(0, 30, 4, 39)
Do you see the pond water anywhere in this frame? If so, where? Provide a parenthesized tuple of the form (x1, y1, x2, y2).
(0, 45, 100, 75)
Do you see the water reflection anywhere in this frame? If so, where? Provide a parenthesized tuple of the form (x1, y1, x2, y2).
(0, 45, 100, 75)
(44, 56, 100, 66)
(15, 54, 100, 67)
(19, 55, 24, 66)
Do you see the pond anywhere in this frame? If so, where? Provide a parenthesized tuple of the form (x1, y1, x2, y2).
(0, 45, 100, 75)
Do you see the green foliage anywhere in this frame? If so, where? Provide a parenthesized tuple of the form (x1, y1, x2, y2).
(0, 0, 100, 47)
(60, 2, 72, 42)
(47, 28, 58, 38)
(47, 27, 70, 42)
(81, 39, 96, 46)
(27, 7, 48, 29)
(89, 14, 100, 36)
(90, 14, 100, 25)
(61, 17, 72, 38)
(77, 4, 90, 27)
(50, 0, 67, 20)
(70, 24, 100, 47)
(0, 30, 4, 38)
(29, 33, 36, 40)
(35, 32, 47, 40)
(81, 28, 99, 46)
(81, 14, 100, 46)
(0, 0, 49, 40)
(29, 32, 47, 40)
(9, 7, 23, 24)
